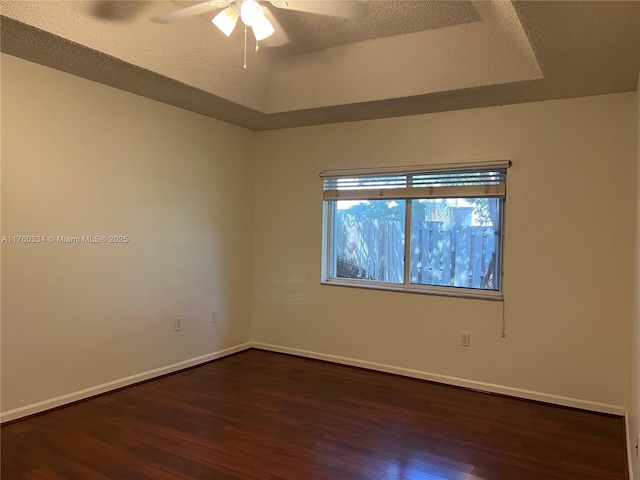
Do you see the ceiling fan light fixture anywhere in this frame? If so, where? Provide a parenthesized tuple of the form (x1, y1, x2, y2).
(240, 0, 264, 27)
(252, 16, 275, 41)
(212, 6, 239, 36)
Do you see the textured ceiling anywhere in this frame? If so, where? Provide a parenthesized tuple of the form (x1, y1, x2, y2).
(264, 1, 481, 57)
(1, 1, 639, 131)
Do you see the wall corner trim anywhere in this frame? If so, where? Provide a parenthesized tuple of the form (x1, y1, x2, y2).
(0, 342, 253, 423)
(252, 342, 626, 416)
(626, 410, 636, 480)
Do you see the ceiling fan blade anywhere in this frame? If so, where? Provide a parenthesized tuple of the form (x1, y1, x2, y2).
(274, 0, 367, 18)
(151, 0, 232, 23)
(261, 6, 290, 47)
(91, 1, 146, 22)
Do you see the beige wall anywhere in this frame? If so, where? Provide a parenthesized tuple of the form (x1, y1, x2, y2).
(629, 76, 640, 479)
(253, 93, 636, 409)
(1, 54, 255, 414)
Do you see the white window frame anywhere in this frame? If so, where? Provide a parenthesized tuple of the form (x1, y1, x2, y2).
(320, 161, 511, 300)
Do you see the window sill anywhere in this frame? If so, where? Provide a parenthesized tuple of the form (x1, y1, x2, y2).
(321, 279, 503, 301)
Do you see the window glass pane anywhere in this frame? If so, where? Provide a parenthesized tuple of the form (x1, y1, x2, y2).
(410, 198, 502, 290)
(330, 199, 405, 283)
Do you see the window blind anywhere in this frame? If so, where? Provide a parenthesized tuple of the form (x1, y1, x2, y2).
(321, 161, 510, 201)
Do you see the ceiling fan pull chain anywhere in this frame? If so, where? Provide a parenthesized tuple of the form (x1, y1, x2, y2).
(255, 39, 260, 53)
(243, 23, 247, 70)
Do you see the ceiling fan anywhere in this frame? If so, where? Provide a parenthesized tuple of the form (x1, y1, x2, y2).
(152, 0, 367, 48)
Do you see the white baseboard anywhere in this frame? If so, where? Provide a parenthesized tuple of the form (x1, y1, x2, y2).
(252, 342, 626, 416)
(0, 342, 252, 423)
(2, 341, 626, 424)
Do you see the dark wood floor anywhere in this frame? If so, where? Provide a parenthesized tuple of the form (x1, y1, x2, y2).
(1, 349, 627, 480)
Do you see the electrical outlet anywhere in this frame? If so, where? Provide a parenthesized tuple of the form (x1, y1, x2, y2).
(460, 332, 470, 347)
(174, 317, 182, 331)
(211, 311, 218, 324)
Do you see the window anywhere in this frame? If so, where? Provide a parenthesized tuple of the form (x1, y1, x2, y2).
(321, 161, 510, 299)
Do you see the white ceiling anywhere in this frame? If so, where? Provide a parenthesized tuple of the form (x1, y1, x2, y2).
(1, 1, 639, 130)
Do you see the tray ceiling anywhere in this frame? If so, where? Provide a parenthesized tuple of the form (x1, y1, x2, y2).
(1, 1, 639, 131)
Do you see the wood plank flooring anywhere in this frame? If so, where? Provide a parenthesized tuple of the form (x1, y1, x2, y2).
(1, 349, 627, 479)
